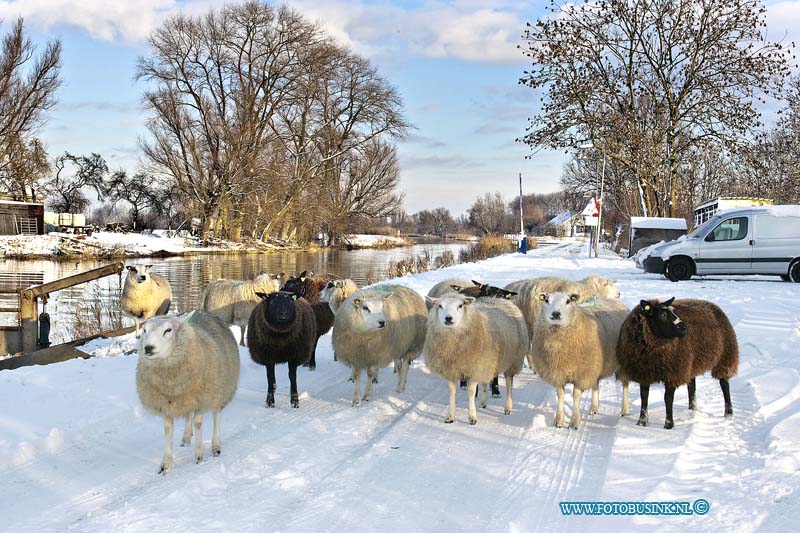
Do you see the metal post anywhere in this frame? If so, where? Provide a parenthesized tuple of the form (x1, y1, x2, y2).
(596, 152, 606, 257)
(519, 173, 524, 235)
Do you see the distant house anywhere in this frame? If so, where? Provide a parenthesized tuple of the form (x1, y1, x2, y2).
(0, 200, 44, 235)
(544, 211, 587, 238)
(629, 217, 688, 255)
(693, 197, 773, 226)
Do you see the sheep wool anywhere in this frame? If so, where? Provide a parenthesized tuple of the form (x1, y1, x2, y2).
(200, 272, 282, 345)
(121, 265, 172, 337)
(136, 311, 240, 473)
(617, 298, 739, 429)
(531, 293, 629, 429)
(423, 295, 527, 424)
(332, 285, 427, 406)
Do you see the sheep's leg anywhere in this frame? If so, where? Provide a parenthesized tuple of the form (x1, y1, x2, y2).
(304, 338, 318, 371)
(211, 410, 222, 456)
(180, 413, 193, 447)
(445, 380, 456, 423)
(352, 367, 362, 407)
(266, 364, 276, 408)
(664, 385, 676, 430)
(396, 357, 410, 393)
(289, 361, 299, 408)
(504, 374, 514, 415)
(467, 380, 478, 425)
(688, 377, 697, 410)
(720, 379, 733, 417)
(569, 386, 582, 429)
(238, 321, 246, 347)
(491, 376, 501, 398)
(365, 366, 376, 401)
(554, 386, 565, 428)
(637, 384, 650, 426)
(348, 366, 355, 383)
(480, 383, 488, 409)
(159, 417, 174, 474)
(621, 380, 630, 417)
(193, 411, 204, 463)
(590, 382, 599, 415)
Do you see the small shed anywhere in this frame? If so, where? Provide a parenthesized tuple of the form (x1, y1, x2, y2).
(629, 217, 688, 256)
(544, 211, 588, 237)
(0, 200, 45, 235)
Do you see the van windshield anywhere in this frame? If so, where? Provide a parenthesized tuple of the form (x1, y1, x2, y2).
(688, 216, 719, 238)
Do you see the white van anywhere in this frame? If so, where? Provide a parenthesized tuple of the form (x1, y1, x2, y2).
(642, 205, 800, 281)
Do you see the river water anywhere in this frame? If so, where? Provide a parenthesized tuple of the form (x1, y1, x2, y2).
(0, 239, 468, 345)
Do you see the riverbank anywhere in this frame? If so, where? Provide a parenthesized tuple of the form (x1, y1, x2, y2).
(0, 232, 412, 260)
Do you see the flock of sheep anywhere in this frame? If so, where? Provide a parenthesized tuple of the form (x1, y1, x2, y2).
(120, 264, 739, 474)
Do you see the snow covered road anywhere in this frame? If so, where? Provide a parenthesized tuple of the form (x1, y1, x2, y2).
(2, 241, 799, 532)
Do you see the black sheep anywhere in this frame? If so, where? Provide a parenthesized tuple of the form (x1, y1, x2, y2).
(282, 271, 335, 371)
(248, 291, 317, 408)
(617, 297, 739, 429)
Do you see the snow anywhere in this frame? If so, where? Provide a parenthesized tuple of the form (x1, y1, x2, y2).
(341, 234, 410, 247)
(2, 240, 800, 531)
(630, 217, 688, 230)
(765, 205, 800, 217)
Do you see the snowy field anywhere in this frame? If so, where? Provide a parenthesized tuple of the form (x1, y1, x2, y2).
(2, 240, 799, 532)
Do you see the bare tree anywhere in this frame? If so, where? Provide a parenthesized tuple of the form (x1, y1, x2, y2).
(416, 207, 455, 237)
(99, 170, 162, 229)
(46, 153, 107, 214)
(0, 136, 49, 201)
(468, 192, 512, 235)
(521, 0, 793, 217)
(0, 18, 61, 181)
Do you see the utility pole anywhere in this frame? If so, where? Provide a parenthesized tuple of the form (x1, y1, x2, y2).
(519, 173, 524, 235)
(595, 152, 606, 257)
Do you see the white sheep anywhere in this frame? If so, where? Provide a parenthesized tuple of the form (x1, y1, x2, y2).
(121, 264, 172, 337)
(318, 279, 359, 315)
(136, 311, 240, 474)
(200, 272, 283, 345)
(530, 292, 630, 429)
(332, 285, 427, 406)
(505, 275, 621, 368)
(423, 294, 527, 425)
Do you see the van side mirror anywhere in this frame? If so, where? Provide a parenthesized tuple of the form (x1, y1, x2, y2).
(704, 232, 715, 242)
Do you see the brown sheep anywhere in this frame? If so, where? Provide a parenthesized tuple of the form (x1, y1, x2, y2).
(617, 298, 739, 429)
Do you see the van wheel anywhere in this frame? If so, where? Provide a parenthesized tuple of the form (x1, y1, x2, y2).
(790, 260, 800, 283)
(666, 257, 693, 282)
(780, 275, 790, 281)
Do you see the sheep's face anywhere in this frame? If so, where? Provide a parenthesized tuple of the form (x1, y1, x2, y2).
(139, 318, 181, 362)
(260, 291, 297, 326)
(434, 295, 474, 327)
(538, 292, 580, 326)
(319, 280, 343, 304)
(126, 264, 153, 284)
(352, 296, 387, 330)
(640, 298, 687, 339)
(281, 271, 310, 297)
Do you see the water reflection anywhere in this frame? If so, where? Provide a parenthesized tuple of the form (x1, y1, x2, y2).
(0, 240, 467, 344)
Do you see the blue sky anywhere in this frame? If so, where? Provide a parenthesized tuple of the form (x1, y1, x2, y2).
(5, 0, 800, 216)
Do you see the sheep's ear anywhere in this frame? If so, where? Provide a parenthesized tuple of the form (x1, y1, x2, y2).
(663, 297, 675, 306)
(569, 293, 580, 303)
(506, 290, 518, 298)
(640, 300, 653, 314)
(463, 296, 476, 306)
(299, 270, 307, 281)
(538, 293, 548, 302)
(334, 280, 343, 288)
(425, 296, 438, 306)
(144, 265, 153, 270)
(353, 298, 362, 307)
(255, 292, 269, 300)
(471, 280, 484, 288)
